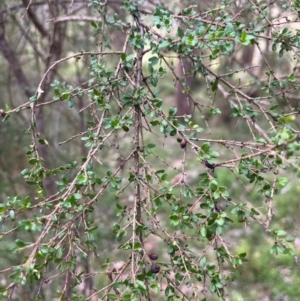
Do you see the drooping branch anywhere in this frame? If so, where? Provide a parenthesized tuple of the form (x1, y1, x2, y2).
(131, 9, 145, 284)
(33, 4, 68, 197)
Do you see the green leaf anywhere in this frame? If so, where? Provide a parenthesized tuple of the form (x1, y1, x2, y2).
(277, 230, 287, 237)
(201, 142, 210, 152)
(158, 40, 170, 49)
(239, 30, 255, 45)
(147, 143, 156, 149)
(136, 280, 147, 291)
(40, 245, 49, 254)
(285, 237, 294, 242)
(177, 27, 184, 38)
(56, 248, 63, 259)
(121, 53, 126, 61)
(15, 239, 26, 248)
(148, 56, 159, 65)
(168, 107, 177, 116)
(278, 177, 288, 187)
(61, 92, 70, 100)
(200, 226, 207, 238)
(211, 79, 218, 92)
(38, 138, 48, 145)
(199, 256, 207, 267)
(107, 293, 117, 300)
(29, 96, 37, 102)
(28, 158, 38, 164)
(68, 99, 74, 108)
(0, 204, 6, 213)
(73, 193, 82, 200)
(10, 210, 15, 219)
(150, 283, 160, 294)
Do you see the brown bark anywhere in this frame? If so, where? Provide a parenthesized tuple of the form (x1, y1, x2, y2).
(0, 13, 32, 98)
(175, 58, 194, 116)
(22, 0, 49, 38)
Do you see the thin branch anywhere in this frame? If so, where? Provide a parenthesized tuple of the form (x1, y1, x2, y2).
(21, 0, 49, 37)
(35, 51, 123, 98)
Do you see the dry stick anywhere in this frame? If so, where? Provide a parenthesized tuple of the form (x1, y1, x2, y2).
(21, 0, 34, 18)
(165, 276, 193, 301)
(189, 138, 273, 148)
(265, 172, 277, 229)
(6, 79, 104, 115)
(179, 144, 187, 197)
(217, 64, 261, 79)
(52, 16, 104, 24)
(131, 12, 144, 286)
(214, 141, 290, 168)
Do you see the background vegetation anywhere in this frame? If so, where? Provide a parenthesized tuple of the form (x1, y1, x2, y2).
(1, 0, 300, 300)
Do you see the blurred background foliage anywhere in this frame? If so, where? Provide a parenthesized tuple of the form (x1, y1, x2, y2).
(0, 0, 300, 300)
